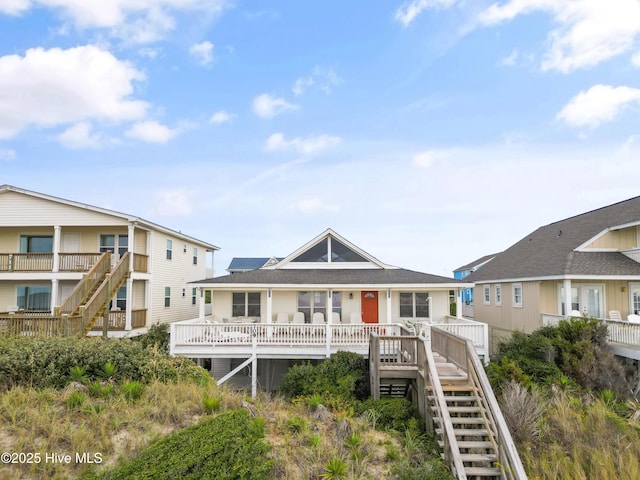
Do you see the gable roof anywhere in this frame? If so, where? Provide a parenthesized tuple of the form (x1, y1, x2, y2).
(195, 228, 466, 287)
(0, 185, 219, 251)
(227, 257, 283, 272)
(453, 253, 499, 273)
(468, 195, 640, 282)
(269, 228, 390, 269)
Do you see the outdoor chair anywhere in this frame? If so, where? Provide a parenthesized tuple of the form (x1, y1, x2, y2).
(609, 310, 622, 321)
(275, 312, 289, 334)
(311, 312, 325, 336)
(628, 314, 640, 324)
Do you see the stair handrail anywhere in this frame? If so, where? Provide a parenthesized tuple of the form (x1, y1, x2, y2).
(56, 252, 111, 316)
(79, 252, 130, 334)
(431, 327, 527, 480)
(420, 336, 468, 479)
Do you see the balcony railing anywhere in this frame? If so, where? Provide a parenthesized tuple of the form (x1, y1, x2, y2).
(133, 254, 148, 273)
(91, 309, 147, 331)
(0, 253, 104, 272)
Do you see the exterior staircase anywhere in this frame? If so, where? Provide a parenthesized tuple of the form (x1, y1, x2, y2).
(55, 252, 130, 335)
(430, 353, 502, 479)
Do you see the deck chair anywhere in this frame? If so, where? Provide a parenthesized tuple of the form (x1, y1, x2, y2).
(350, 312, 363, 325)
(311, 312, 325, 336)
(569, 310, 582, 317)
(292, 312, 305, 335)
(628, 314, 640, 324)
(609, 310, 622, 321)
(275, 312, 289, 334)
(331, 312, 341, 324)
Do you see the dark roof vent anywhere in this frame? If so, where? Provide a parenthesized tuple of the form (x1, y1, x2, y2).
(557, 230, 563, 237)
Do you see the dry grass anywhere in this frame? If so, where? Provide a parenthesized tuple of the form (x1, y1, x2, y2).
(520, 390, 640, 480)
(0, 382, 406, 480)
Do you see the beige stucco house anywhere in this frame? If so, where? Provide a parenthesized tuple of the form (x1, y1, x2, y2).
(0, 185, 218, 336)
(467, 196, 640, 352)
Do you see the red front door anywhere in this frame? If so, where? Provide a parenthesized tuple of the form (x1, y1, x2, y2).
(361, 291, 379, 324)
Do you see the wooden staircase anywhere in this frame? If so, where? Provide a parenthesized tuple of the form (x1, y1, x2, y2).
(430, 353, 502, 479)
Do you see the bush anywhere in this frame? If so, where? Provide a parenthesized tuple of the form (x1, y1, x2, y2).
(92, 410, 272, 480)
(358, 397, 422, 432)
(134, 323, 170, 353)
(0, 335, 210, 390)
(279, 351, 369, 401)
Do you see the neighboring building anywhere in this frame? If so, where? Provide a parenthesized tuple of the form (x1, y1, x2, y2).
(453, 253, 498, 304)
(0, 185, 218, 336)
(467, 196, 640, 351)
(227, 257, 282, 274)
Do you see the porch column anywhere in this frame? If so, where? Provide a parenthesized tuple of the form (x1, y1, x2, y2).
(198, 288, 206, 319)
(125, 277, 133, 330)
(266, 289, 273, 323)
(50, 278, 58, 314)
(386, 289, 392, 324)
(128, 224, 135, 272)
(456, 288, 462, 319)
(52, 225, 61, 272)
(563, 279, 572, 317)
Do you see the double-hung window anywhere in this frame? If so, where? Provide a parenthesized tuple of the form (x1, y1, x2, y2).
(483, 285, 491, 305)
(193, 247, 198, 265)
(232, 292, 261, 317)
(399, 292, 429, 318)
(495, 284, 502, 306)
(164, 287, 171, 307)
(513, 283, 523, 308)
(166, 240, 173, 260)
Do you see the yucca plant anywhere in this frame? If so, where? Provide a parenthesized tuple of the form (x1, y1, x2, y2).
(101, 361, 117, 379)
(321, 457, 348, 479)
(69, 366, 88, 384)
(122, 380, 144, 401)
(66, 391, 86, 409)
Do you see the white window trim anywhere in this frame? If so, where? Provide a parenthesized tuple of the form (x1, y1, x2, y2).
(495, 284, 502, 306)
(512, 283, 523, 308)
(483, 285, 491, 306)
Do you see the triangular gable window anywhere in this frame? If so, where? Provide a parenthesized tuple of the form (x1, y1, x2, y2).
(331, 238, 368, 262)
(291, 236, 368, 263)
(292, 238, 328, 262)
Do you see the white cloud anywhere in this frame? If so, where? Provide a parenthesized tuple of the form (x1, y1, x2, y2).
(412, 149, 450, 168)
(0, 0, 229, 44)
(557, 84, 640, 128)
(125, 120, 177, 143)
(57, 121, 105, 149)
(478, 0, 640, 72)
(633, 51, 640, 68)
(265, 133, 341, 156)
(0, 148, 16, 161)
(189, 41, 214, 66)
(0, 46, 147, 139)
(209, 110, 235, 124)
(292, 76, 313, 96)
(138, 47, 161, 59)
(252, 94, 299, 118)
(394, 0, 458, 27)
(501, 49, 519, 66)
(296, 198, 340, 214)
(154, 188, 193, 217)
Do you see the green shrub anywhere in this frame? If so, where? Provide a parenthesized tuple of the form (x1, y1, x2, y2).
(93, 409, 272, 480)
(121, 381, 144, 401)
(286, 416, 307, 434)
(66, 390, 87, 409)
(321, 457, 348, 479)
(134, 323, 170, 353)
(203, 396, 221, 414)
(358, 397, 422, 432)
(279, 351, 369, 401)
(0, 336, 210, 390)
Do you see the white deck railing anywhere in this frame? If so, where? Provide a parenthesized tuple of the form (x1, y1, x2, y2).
(542, 313, 640, 348)
(170, 317, 489, 360)
(170, 321, 403, 356)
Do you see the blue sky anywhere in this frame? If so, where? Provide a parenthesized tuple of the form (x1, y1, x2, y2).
(1, 0, 640, 277)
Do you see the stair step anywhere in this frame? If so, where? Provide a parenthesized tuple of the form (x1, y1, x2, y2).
(431, 406, 483, 414)
(460, 453, 498, 463)
(463, 466, 503, 477)
(436, 428, 491, 437)
(439, 440, 494, 450)
(434, 417, 485, 425)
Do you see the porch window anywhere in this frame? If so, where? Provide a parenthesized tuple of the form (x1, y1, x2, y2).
(558, 284, 602, 317)
(110, 285, 126, 310)
(513, 284, 523, 308)
(483, 285, 490, 305)
(298, 291, 327, 322)
(332, 291, 342, 318)
(20, 235, 53, 253)
(232, 292, 261, 317)
(631, 283, 640, 315)
(164, 287, 171, 307)
(17, 285, 51, 311)
(399, 292, 429, 318)
(166, 240, 173, 260)
(99, 234, 128, 256)
(495, 284, 502, 306)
